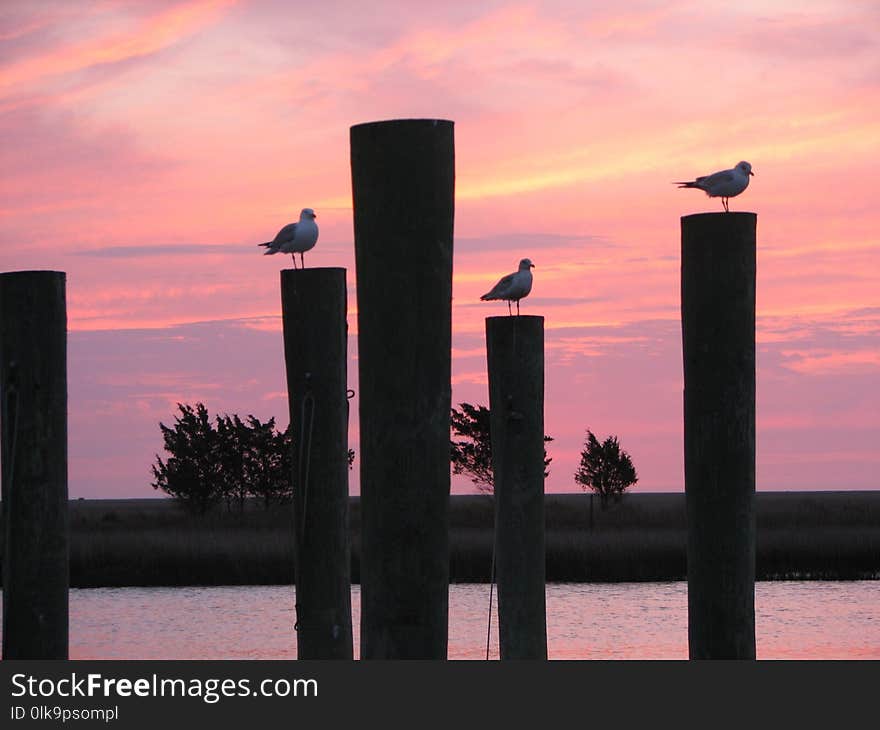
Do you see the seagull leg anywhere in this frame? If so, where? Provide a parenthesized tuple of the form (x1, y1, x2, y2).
(291, 253, 297, 268)
(722, 197, 729, 213)
(507, 301, 512, 316)
(516, 299, 520, 316)
(300, 252, 305, 269)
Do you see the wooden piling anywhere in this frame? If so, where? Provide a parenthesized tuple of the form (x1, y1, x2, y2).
(0, 270, 68, 659)
(281, 267, 353, 660)
(350, 119, 455, 659)
(486, 315, 547, 660)
(681, 212, 756, 659)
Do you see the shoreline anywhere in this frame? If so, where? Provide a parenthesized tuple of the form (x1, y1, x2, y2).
(3, 491, 878, 587)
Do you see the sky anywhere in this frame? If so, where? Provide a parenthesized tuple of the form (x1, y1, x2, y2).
(0, 0, 878, 498)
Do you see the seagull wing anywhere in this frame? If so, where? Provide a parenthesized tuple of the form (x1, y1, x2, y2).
(258, 222, 298, 254)
(675, 169, 734, 189)
(481, 272, 517, 300)
(274, 222, 298, 245)
(696, 169, 735, 189)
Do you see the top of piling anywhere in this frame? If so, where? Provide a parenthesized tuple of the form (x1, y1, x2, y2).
(681, 212, 756, 223)
(280, 266, 347, 275)
(0, 270, 66, 278)
(350, 119, 454, 133)
(681, 212, 757, 243)
(486, 315, 544, 325)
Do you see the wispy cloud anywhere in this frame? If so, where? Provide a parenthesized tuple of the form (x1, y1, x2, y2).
(0, 0, 237, 94)
(71, 244, 250, 258)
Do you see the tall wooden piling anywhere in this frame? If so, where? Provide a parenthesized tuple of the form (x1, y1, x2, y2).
(281, 267, 353, 660)
(0, 270, 68, 659)
(351, 119, 455, 659)
(486, 315, 547, 660)
(681, 212, 756, 659)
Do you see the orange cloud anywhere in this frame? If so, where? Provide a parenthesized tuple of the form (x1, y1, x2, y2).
(0, 0, 236, 94)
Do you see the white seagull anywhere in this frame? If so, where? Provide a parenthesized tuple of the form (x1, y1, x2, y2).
(675, 161, 754, 212)
(258, 208, 319, 268)
(480, 258, 535, 316)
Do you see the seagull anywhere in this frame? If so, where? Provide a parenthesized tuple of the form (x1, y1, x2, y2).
(480, 258, 535, 316)
(258, 208, 318, 268)
(675, 161, 754, 212)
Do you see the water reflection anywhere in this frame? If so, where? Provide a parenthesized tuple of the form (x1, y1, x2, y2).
(2, 582, 877, 659)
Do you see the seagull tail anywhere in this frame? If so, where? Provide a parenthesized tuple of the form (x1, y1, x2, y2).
(674, 181, 698, 188)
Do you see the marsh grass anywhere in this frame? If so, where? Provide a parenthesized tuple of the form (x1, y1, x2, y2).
(3, 492, 878, 587)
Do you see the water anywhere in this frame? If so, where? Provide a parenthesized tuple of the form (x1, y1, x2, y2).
(4, 581, 876, 659)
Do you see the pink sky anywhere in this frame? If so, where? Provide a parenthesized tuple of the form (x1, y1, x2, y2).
(1, 0, 878, 497)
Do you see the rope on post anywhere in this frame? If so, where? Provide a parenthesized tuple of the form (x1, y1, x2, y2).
(485, 535, 497, 660)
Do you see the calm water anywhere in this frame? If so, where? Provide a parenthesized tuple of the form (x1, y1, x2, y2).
(2, 582, 878, 659)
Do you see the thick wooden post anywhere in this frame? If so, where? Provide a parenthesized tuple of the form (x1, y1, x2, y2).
(351, 119, 454, 659)
(281, 267, 353, 660)
(681, 212, 756, 659)
(1, 270, 68, 659)
(486, 315, 547, 660)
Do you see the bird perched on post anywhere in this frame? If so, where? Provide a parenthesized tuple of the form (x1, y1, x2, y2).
(481, 258, 535, 316)
(675, 161, 754, 212)
(258, 208, 318, 268)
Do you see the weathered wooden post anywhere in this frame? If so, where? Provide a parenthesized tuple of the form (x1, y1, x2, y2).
(681, 212, 756, 659)
(1, 270, 68, 659)
(351, 118, 455, 659)
(486, 315, 547, 660)
(281, 267, 353, 660)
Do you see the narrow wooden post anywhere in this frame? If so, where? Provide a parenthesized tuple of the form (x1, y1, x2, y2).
(486, 315, 547, 660)
(681, 212, 756, 659)
(351, 119, 455, 659)
(1, 270, 68, 659)
(281, 267, 353, 660)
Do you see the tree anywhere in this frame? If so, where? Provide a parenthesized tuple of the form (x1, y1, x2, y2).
(249, 420, 295, 509)
(215, 413, 292, 512)
(151, 403, 223, 515)
(450, 402, 553, 494)
(152, 402, 354, 513)
(450, 404, 494, 493)
(215, 413, 247, 513)
(574, 430, 638, 506)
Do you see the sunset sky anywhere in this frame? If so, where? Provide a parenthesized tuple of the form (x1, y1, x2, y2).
(1, 0, 877, 498)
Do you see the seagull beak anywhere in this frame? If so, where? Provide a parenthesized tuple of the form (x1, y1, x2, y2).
(749, 171, 755, 176)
